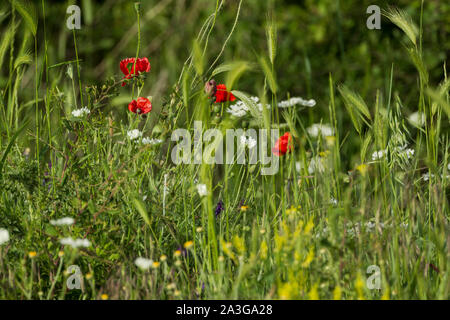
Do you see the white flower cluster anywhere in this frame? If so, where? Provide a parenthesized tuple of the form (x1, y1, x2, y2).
(226, 96, 269, 118)
(142, 137, 163, 145)
(315, 221, 408, 239)
(372, 145, 415, 161)
(0, 228, 10, 245)
(127, 129, 143, 140)
(408, 111, 425, 127)
(60, 237, 91, 248)
(278, 97, 316, 108)
(396, 144, 414, 160)
(50, 217, 75, 226)
(240, 136, 257, 149)
(372, 149, 387, 161)
(306, 123, 334, 138)
(196, 184, 208, 197)
(71, 107, 90, 118)
(135, 257, 153, 270)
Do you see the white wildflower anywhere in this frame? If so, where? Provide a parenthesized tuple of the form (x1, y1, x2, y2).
(196, 184, 208, 197)
(346, 222, 360, 238)
(295, 161, 302, 173)
(0, 229, 10, 245)
(142, 137, 163, 145)
(226, 100, 249, 117)
(127, 129, 142, 140)
(404, 148, 414, 159)
(307, 123, 334, 138)
(256, 102, 271, 111)
(135, 257, 153, 270)
(278, 97, 316, 108)
(240, 136, 257, 149)
(408, 111, 425, 127)
(372, 149, 386, 161)
(60, 237, 91, 248)
(71, 107, 90, 118)
(50, 217, 75, 226)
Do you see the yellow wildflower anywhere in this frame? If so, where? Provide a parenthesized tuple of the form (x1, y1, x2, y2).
(28, 251, 37, 258)
(356, 164, 368, 175)
(101, 294, 108, 300)
(183, 240, 194, 249)
(308, 284, 319, 300)
(333, 286, 342, 300)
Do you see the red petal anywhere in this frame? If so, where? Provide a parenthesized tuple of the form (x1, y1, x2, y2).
(120, 58, 136, 76)
(128, 100, 138, 113)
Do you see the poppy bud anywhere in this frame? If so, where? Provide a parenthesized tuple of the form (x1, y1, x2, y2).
(204, 79, 217, 97)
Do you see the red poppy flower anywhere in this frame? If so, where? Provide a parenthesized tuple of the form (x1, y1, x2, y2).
(120, 57, 151, 86)
(128, 97, 152, 114)
(272, 132, 293, 156)
(214, 84, 236, 103)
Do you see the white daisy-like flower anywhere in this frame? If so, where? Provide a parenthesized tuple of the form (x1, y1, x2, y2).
(330, 197, 338, 205)
(422, 172, 434, 181)
(127, 129, 142, 140)
(196, 184, 208, 197)
(60, 237, 91, 248)
(408, 111, 425, 127)
(278, 97, 316, 108)
(142, 137, 163, 145)
(372, 149, 386, 161)
(71, 107, 90, 118)
(306, 123, 334, 138)
(135, 257, 153, 270)
(0, 229, 10, 245)
(240, 136, 257, 149)
(59, 238, 88, 248)
(50, 217, 75, 226)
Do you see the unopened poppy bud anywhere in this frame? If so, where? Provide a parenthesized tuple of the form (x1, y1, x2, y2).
(204, 79, 217, 97)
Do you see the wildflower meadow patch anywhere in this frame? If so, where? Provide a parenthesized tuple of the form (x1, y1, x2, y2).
(0, 0, 448, 304)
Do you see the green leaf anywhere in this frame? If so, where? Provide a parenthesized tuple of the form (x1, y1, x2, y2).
(132, 197, 151, 227)
(0, 120, 29, 177)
